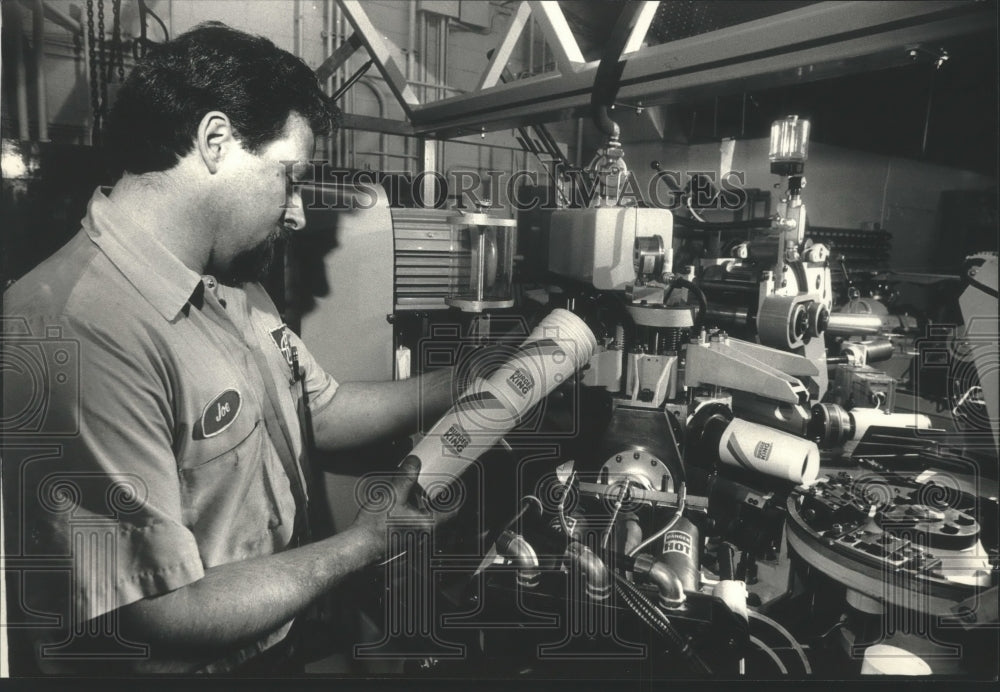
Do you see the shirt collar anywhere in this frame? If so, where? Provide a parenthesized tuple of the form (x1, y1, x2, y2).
(83, 187, 203, 321)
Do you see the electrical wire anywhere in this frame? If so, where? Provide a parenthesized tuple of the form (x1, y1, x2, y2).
(686, 197, 707, 223)
(748, 635, 788, 675)
(748, 610, 812, 674)
(502, 495, 544, 534)
(627, 483, 686, 557)
(556, 471, 577, 538)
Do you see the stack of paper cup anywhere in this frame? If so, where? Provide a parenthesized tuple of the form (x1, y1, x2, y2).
(860, 644, 932, 675)
(410, 308, 597, 501)
(717, 418, 820, 485)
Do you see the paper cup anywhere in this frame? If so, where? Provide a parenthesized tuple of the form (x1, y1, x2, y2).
(474, 308, 597, 420)
(411, 309, 597, 499)
(860, 644, 932, 675)
(718, 417, 820, 484)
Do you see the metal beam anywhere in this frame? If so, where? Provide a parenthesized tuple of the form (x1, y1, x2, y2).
(406, 1, 993, 139)
(477, 1, 532, 90)
(315, 31, 362, 83)
(527, 1, 586, 73)
(338, 0, 420, 117)
(622, 1, 659, 55)
(340, 113, 415, 137)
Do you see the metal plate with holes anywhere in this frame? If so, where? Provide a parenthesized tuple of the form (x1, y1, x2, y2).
(600, 447, 675, 493)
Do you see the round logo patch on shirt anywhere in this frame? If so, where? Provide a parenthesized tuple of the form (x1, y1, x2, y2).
(199, 388, 242, 438)
(270, 324, 294, 368)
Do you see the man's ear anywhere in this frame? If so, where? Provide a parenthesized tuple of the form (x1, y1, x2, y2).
(196, 111, 237, 174)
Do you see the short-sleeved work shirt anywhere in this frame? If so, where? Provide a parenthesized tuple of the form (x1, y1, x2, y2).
(2, 188, 339, 672)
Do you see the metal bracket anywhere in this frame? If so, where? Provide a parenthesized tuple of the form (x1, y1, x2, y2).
(684, 336, 814, 404)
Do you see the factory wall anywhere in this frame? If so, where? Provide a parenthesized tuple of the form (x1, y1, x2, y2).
(4, 1, 994, 261)
(629, 136, 996, 272)
(2, 0, 557, 201)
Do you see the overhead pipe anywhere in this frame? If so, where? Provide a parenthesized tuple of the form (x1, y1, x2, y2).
(591, 1, 647, 139)
(32, 0, 48, 141)
(10, 4, 30, 140)
(405, 1, 416, 166)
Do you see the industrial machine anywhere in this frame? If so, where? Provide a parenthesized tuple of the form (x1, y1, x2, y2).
(357, 111, 998, 680)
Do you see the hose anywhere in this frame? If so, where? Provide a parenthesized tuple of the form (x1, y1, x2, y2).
(590, 2, 645, 138)
(614, 572, 713, 674)
(748, 610, 812, 674)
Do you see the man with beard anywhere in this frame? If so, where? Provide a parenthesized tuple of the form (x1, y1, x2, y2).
(2, 23, 455, 674)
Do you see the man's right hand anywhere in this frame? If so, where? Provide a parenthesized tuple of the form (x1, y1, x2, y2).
(350, 455, 450, 561)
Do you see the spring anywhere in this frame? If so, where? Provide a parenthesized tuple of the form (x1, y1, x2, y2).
(664, 327, 681, 354)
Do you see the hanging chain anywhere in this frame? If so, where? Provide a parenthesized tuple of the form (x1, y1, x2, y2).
(97, 0, 108, 130)
(111, 0, 125, 83)
(86, 0, 102, 142)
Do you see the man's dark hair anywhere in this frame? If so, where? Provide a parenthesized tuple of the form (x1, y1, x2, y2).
(105, 22, 337, 175)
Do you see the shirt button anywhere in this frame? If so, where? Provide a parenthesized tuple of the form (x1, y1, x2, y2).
(204, 276, 216, 289)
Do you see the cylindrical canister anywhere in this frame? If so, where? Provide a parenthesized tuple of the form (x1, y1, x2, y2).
(472, 308, 598, 419)
(848, 407, 932, 442)
(409, 309, 597, 499)
(659, 516, 701, 593)
(860, 644, 931, 675)
(717, 418, 820, 484)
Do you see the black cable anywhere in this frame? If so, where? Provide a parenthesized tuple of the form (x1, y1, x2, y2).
(664, 278, 707, 328)
(614, 572, 713, 674)
(148, 8, 169, 39)
(591, 2, 645, 138)
(967, 275, 999, 299)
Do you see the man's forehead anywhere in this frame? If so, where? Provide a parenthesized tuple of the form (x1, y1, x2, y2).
(265, 113, 315, 163)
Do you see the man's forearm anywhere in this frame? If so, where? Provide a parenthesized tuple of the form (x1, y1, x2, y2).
(117, 524, 381, 655)
(313, 368, 455, 451)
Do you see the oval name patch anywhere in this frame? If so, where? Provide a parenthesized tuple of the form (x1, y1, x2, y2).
(200, 389, 242, 438)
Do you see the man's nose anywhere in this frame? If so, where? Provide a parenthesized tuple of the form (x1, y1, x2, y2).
(283, 191, 306, 232)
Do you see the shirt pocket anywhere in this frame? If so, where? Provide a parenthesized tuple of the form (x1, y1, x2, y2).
(178, 420, 296, 565)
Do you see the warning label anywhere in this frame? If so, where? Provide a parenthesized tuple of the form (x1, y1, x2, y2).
(662, 530, 692, 557)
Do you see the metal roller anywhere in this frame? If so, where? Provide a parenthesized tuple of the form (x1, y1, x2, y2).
(825, 312, 884, 336)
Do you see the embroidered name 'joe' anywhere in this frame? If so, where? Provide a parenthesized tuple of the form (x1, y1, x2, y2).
(199, 389, 242, 438)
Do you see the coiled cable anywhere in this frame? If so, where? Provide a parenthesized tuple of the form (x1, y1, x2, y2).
(613, 571, 712, 674)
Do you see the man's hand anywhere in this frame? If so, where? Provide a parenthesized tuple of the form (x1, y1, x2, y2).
(350, 455, 456, 561)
